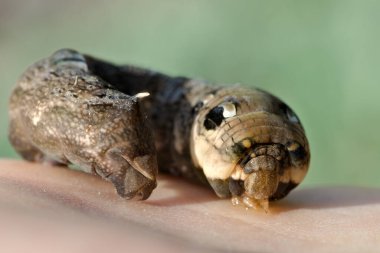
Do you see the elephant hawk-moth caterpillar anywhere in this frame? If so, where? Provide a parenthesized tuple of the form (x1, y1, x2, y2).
(8, 49, 310, 210)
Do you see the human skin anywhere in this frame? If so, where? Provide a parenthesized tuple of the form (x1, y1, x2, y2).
(0, 159, 379, 253)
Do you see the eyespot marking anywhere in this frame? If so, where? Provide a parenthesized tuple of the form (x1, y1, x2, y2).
(203, 102, 237, 130)
(222, 103, 236, 118)
(204, 106, 224, 130)
(279, 103, 299, 123)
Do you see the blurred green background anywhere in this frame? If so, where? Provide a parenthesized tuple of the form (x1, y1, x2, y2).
(1, 0, 379, 187)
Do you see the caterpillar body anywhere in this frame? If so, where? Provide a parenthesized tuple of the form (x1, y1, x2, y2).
(9, 49, 310, 210)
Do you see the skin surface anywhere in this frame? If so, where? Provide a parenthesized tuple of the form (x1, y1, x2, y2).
(9, 49, 310, 209)
(8, 49, 158, 199)
(0, 160, 379, 253)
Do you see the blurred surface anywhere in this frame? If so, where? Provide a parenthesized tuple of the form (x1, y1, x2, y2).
(1, 160, 379, 253)
(1, 0, 380, 187)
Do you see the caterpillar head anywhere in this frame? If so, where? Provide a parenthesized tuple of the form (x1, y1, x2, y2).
(190, 86, 310, 210)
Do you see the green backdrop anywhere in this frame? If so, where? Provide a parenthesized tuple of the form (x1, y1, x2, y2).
(1, 0, 379, 187)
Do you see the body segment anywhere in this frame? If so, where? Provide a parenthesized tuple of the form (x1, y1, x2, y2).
(9, 49, 158, 199)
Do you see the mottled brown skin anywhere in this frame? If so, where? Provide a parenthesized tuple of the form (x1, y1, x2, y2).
(8, 49, 158, 200)
(82, 52, 311, 209)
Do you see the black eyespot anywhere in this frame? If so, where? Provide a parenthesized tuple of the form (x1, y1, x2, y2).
(279, 103, 299, 123)
(204, 106, 224, 130)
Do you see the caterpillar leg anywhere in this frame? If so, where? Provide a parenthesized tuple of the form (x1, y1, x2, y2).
(207, 176, 272, 211)
(231, 195, 269, 212)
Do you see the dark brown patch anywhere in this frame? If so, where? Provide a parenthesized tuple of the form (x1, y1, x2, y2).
(228, 178, 244, 196)
(207, 178, 231, 198)
(287, 142, 307, 163)
(269, 181, 298, 201)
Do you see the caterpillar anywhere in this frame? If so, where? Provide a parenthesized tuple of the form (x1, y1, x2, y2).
(8, 49, 310, 210)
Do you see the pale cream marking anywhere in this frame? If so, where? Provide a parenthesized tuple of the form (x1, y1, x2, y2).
(135, 92, 150, 98)
(241, 139, 252, 149)
(287, 142, 300, 152)
(192, 135, 234, 180)
(230, 167, 242, 180)
(202, 93, 215, 105)
(72, 76, 78, 86)
(31, 112, 42, 125)
(290, 165, 307, 184)
(222, 103, 236, 118)
(230, 166, 249, 181)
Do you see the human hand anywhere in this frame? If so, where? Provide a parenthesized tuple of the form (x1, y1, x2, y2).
(0, 160, 378, 253)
